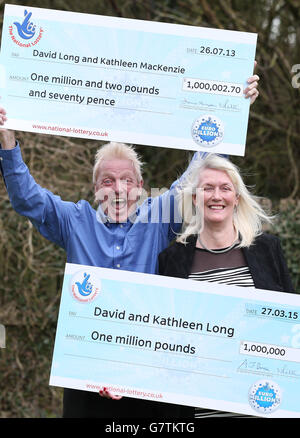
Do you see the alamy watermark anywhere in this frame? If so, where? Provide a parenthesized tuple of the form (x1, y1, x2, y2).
(292, 64, 300, 88)
(94, 186, 205, 225)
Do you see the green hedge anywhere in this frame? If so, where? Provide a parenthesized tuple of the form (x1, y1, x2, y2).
(272, 200, 300, 292)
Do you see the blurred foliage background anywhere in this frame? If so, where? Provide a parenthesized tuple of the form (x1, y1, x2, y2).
(0, 0, 299, 418)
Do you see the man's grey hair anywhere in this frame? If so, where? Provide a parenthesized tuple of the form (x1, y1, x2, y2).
(93, 142, 143, 184)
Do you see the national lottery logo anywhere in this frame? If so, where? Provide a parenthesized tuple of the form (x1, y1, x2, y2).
(191, 115, 224, 147)
(9, 9, 44, 48)
(248, 380, 282, 415)
(70, 271, 100, 303)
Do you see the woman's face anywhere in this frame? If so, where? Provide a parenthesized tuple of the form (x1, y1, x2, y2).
(194, 168, 239, 227)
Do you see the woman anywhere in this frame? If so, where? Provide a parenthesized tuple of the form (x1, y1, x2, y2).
(158, 153, 294, 417)
(159, 153, 294, 292)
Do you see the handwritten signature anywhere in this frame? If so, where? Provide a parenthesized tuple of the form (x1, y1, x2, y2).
(237, 359, 300, 378)
(181, 98, 240, 112)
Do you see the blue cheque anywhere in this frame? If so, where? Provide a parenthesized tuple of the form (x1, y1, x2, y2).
(49, 263, 300, 417)
(0, 5, 256, 155)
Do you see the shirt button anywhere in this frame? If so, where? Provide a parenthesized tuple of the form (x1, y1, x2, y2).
(120, 224, 123, 228)
(116, 264, 121, 268)
(116, 246, 120, 250)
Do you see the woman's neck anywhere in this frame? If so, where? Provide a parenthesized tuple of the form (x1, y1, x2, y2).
(197, 224, 237, 250)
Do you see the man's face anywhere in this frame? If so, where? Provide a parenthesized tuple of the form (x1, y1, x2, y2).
(94, 158, 143, 222)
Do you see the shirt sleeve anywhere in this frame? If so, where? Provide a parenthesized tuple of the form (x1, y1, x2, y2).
(0, 143, 74, 248)
(152, 151, 207, 241)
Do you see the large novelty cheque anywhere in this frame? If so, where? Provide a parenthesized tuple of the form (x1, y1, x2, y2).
(0, 5, 257, 155)
(50, 264, 300, 418)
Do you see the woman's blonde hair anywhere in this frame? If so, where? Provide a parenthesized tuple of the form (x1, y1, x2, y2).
(93, 142, 143, 184)
(176, 153, 273, 247)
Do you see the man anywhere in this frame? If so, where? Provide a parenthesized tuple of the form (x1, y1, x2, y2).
(0, 74, 259, 418)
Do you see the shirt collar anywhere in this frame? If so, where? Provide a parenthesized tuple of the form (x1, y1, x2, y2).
(96, 204, 140, 225)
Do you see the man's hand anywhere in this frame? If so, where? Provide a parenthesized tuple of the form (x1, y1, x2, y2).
(0, 107, 16, 149)
(99, 386, 123, 400)
(244, 60, 260, 105)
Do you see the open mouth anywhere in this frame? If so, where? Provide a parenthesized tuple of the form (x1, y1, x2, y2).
(208, 205, 225, 210)
(111, 198, 127, 209)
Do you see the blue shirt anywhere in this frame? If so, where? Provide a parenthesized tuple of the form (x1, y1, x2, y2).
(0, 144, 201, 274)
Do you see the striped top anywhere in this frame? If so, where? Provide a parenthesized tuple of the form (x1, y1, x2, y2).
(188, 245, 254, 288)
(188, 246, 255, 418)
(189, 266, 254, 287)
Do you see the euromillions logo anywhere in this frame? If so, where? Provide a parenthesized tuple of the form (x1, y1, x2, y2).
(191, 115, 224, 147)
(70, 271, 100, 303)
(248, 380, 282, 415)
(9, 9, 43, 48)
